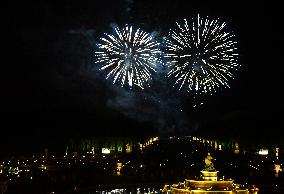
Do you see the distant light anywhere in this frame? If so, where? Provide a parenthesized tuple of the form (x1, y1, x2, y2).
(102, 148, 111, 154)
(276, 147, 280, 157)
(258, 149, 268, 155)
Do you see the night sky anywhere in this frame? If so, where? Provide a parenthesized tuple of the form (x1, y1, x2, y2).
(3, 0, 284, 149)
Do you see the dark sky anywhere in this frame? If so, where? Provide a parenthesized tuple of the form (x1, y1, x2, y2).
(3, 0, 284, 143)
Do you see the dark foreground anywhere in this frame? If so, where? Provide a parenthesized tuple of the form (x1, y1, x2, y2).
(0, 136, 283, 194)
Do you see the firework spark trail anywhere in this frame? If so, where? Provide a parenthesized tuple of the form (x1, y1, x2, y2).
(165, 14, 239, 94)
(95, 25, 162, 89)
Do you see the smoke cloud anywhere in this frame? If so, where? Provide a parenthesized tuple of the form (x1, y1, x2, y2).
(52, 26, 196, 135)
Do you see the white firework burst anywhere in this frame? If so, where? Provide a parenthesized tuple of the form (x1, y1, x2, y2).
(165, 14, 239, 94)
(95, 25, 161, 89)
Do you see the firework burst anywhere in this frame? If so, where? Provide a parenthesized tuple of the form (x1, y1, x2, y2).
(95, 25, 161, 89)
(164, 14, 239, 94)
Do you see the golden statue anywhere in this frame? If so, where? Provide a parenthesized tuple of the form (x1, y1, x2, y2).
(204, 152, 216, 171)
